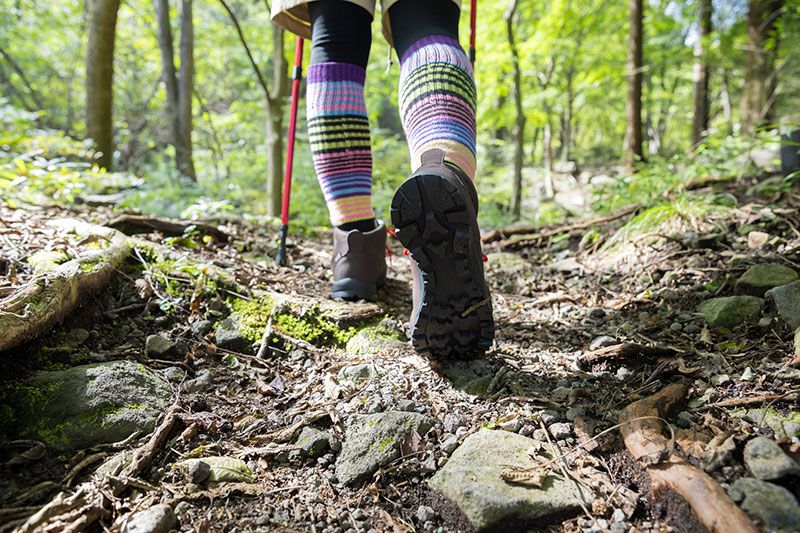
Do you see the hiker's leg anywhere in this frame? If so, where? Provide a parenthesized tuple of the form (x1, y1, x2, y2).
(307, 0, 376, 232)
(389, 0, 476, 181)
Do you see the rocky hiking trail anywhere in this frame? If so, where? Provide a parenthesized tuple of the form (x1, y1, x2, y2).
(1, 175, 800, 533)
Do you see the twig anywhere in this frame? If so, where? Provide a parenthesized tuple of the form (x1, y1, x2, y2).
(694, 391, 798, 412)
(120, 404, 181, 482)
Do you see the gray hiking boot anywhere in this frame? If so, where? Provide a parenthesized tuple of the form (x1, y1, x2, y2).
(390, 149, 494, 360)
(331, 220, 387, 301)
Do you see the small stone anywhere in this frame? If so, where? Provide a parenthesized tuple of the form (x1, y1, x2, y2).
(153, 316, 169, 327)
(736, 264, 798, 296)
(191, 319, 213, 336)
(145, 334, 178, 358)
(397, 399, 416, 412)
(214, 318, 247, 352)
(352, 509, 365, 521)
(337, 364, 374, 386)
(588, 308, 607, 320)
(65, 328, 90, 345)
(188, 459, 210, 484)
(766, 280, 800, 330)
(758, 316, 772, 327)
(728, 478, 800, 530)
(184, 370, 212, 393)
(589, 336, 616, 351)
(612, 508, 626, 522)
(616, 367, 632, 381)
(540, 410, 560, 425)
(565, 408, 586, 422)
(548, 423, 573, 440)
(552, 387, 571, 401)
(160, 367, 185, 383)
(519, 424, 535, 437)
(416, 505, 436, 523)
(532, 429, 547, 441)
(743, 436, 800, 480)
(443, 413, 466, 433)
(739, 366, 756, 382)
(715, 374, 731, 385)
(684, 324, 701, 334)
(697, 296, 764, 329)
(747, 231, 770, 249)
(499, 418, 523, 433)
(669, 322, 684, 332)
(610, 523, 627, 533)
(122, 504, 177, 533)
(296, 427, 331, 458)
(441, 434, 460, 454)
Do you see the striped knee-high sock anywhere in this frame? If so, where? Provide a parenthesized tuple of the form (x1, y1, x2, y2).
(398, 36, 477, 180)
(307, 62, 375, 227)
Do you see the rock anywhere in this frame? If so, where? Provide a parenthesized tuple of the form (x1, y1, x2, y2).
(499, 418, 522, 433)
(122, 504, 177, 533)
(416, 506, 436, 523)
(736, 264, 798, 296)
(335, 411, 433, 485)
(397, 399, 416, 412)
(444, 413, 467, 433)
(145, 334, 178, 358)
(539, 410, 560, 425)
(64, 328, 90, 345)
(429, 429, 591, 530)
(441, 434, 460, 454)
(739, 367, 756, 382)
(296, 427, 331, 458)
(589, 336, 616, 351)
(548, 423, 573, 440)
(747, 231, 770, 249)
(728, 478, 800, 531)
(13, 361, 171, 452)
(184, 370, 212, 393)
(345, 324, 406, 356)
(188, 459, 211, 483)
(214, 318, 247, 352)
(743, 437, 800, 480)
(697, 296, 764, 328)
(191, 319, 213, 336)
(766, 280, 800, 330)
(485, 252, 531, 273)
(337, 364, 374, 386)
(737, 409, 800, 439)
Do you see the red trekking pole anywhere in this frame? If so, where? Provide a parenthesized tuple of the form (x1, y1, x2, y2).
(276, 36, 304, 266)
(469, 0, 477, 66)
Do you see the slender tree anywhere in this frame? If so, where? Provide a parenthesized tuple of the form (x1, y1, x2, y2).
(154, 0, 196, 179)
(625, 0, 644, 169)
(218, 0, 288, 217)
(741, 0, 782, 134)
(691, 0, 712, 147)
(86, 0, 121, 170)
(505, 0, 526, 220)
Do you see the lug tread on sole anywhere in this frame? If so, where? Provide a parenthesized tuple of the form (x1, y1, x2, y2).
(391, 174, 494, 361)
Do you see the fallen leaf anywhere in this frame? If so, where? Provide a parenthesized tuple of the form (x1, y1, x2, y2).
(675, 428, 711, 459)
(400, 430, 424, 457)
(701, 432, 735, 472)
(178, 456, 253, 482)
(5, 443, 46, 468)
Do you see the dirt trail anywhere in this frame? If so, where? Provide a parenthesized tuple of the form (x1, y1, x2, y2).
(1, 185, 799, 532)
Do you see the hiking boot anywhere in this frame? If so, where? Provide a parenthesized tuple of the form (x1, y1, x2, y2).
(331, 220, 387, 301)
(390, 149, 494, 360)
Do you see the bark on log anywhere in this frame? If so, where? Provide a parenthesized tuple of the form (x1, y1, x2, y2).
(108, 214, 229, 241)
(0, 220, 130, 353)
(580, 343, 677, 369)
(619, 383, 758, 533)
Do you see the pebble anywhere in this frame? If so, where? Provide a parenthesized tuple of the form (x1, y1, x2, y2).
(589, 336, 616, 351)
(499, 418, 523, 432)
(188, 459, 210, 483)
(612, 508, 626, 522)
(397, 399, 416, 411)
(548, 422, 573, 440)
(519, 424, 535, 437)
(145, 334, 178, 358)
(351, 509, 365, 521)
(122, 504, 176, 533)
(684, 324, 701, 334)
(441, 434, 460, 454)
(416, 505, 436, 523)
(588, 308, 607, 320)
(565, 408, 585, 422)
(743, 436, 800, 480)
(443, 413, 466, 433)
(191, 319, 213, 336)
(539, 409, 560, 425)
(615, 367, 632, 381)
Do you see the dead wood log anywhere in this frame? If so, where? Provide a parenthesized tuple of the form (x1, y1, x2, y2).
(619, 382, 758, 533)
(0, 220, 130, 353)
(482, 204, 640, 245)
(108, 213, 228, 241)
(579, 343, 677, 369)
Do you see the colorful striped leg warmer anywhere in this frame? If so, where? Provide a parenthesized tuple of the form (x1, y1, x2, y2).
(398, 35, 477, 180)
(306, 62, 375, 227)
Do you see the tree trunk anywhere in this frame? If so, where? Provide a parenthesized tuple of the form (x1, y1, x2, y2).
(85, 0, 121, 170)
(543, 110, 554, 199)
(691, 0, 712, 147)
(560, 67, 574, 163)
(741, 0, 782, 134)
(505, 0, 526, 220)
(625, 0, 644, 169)
(177, 0, 196, 178)
(266, 24, 288, 217)
(720, 67, 734, 136)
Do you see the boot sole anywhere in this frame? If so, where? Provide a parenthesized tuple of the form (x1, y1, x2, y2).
(391, 173, 494, 360)
(331, 277, 385, 301)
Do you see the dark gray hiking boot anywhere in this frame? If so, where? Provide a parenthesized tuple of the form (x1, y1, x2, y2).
(331, 220, 387, 301)
(390, 149, 494, 360)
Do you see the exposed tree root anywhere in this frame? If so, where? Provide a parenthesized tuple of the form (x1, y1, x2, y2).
(619, 382, 758, 533)
(107, 213, 229, 241)
(0, 219, 130, 352)
(482, 204, 640, 246)
(580, 343, 678, 369)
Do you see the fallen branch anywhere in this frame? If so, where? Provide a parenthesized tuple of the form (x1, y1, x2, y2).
(694, 391, 799, 412)
(107, 213, 229, 241)
(0, 220, 130, 352)
(482, 204, 640, 245)
(580, 343, 678, 369)
(619, 382, 758, 533)
(120, 404, 181, 482)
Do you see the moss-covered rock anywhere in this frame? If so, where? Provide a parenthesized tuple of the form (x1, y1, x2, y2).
(345, 320, 406, 356)
(697, 295, 764, 328)
(736, 264, 799, 296)
(5, 360, 171, 451)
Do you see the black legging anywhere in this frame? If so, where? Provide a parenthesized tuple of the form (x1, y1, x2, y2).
(308, 0, 460, 67)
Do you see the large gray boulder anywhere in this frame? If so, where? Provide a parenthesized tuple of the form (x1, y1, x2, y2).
(14, 360, 171, 451)
(743, 437, 800, 480)
(697, 296, 764, 328)
(335, 411, 433, 485)
(766, 280, 800, 330)
(429, 429, 592, 531)
(736, 264, 798, 296)
(728, 478, 800, 532)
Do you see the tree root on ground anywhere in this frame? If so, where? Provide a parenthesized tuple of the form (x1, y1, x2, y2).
(107, 213, 229, 241)
(580, 343, 678, 369)
(0, 219, 130, 352)
(619, 382, 758, 533)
